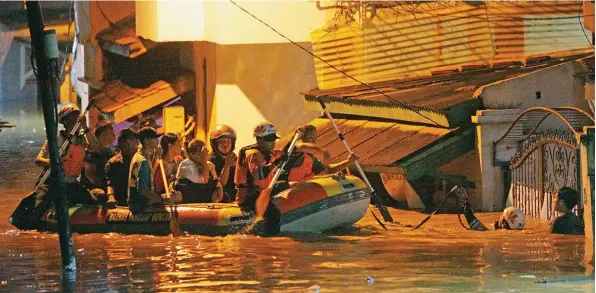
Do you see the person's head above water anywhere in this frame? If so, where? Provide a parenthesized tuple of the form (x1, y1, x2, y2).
(494, 207, 525, 230)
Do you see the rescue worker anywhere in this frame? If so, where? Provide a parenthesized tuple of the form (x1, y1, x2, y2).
(235, 122, 288, 235)
(153, 133, 184, 195)
(82, 120, 117, 208)
(551, 187, 584, 235)
(32, 104, 101, 221)
(208, 125, 237, 203)
(456, 186, 525, 231)
(174, 139, 223, 203)
(105, 128, 138, 206)
(279, 124, 359, 184)
(128, 127, 181, 214)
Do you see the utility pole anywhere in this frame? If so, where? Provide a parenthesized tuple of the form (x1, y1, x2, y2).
(25, 1, 77, 281)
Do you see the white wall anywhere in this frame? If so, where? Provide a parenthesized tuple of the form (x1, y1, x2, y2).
(214, 42, 321, 149)
(137, 1, 327, 44)
(481, 60, 592, 112)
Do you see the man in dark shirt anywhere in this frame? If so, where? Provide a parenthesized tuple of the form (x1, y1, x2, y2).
(105, 128, 138, 206)
(551, 187, 584, 235)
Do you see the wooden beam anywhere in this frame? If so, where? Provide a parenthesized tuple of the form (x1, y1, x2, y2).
(360, 164, 406, 175)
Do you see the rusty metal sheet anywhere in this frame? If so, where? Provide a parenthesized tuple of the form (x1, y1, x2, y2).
(324, 121, 397, 160)
(304, 52, 592, 114)
(317, 120, 367, 147)
(93, 73, 194, 120)
(364, 128, 450, 166)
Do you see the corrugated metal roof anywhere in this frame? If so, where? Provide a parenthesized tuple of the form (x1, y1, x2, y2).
(310, 1, 592, 90)
(279, 118, 453, 167)
(93, 73, 194, 123)
(303, 53, 593, 117)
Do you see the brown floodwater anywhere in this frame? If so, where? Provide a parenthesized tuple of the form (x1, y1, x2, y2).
(0, 117, 593, 293)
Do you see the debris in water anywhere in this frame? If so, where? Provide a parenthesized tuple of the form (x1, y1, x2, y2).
(308, 284, 320, 293)
(367, 276, 374, 285)
(519, 275, 536, 279)
(536, 276, 594, 284)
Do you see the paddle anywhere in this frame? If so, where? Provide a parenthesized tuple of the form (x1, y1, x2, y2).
(158, 159, 183, 237)
(411, 185, 460, 231)
(254, 130, 303, 221)
(316, 97, 393, 228)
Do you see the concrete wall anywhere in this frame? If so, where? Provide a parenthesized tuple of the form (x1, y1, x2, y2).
(472, 109, 522, 211)
(73, 1, 135, 92)
(580, 127, 594, 267)
(0, 40, 37, 117)
(437, 150, 483, 210)
(480, 60, 593, 113)
(179, 41, 320, 148)
(136, 1, 327, 44)
(214, 43, 320, 148)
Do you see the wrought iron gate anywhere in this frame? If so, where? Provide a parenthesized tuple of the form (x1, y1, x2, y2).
(509, 131, 579, 220)
(495, 107, 594, 221)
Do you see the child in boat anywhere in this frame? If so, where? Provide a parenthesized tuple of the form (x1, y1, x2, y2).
(128, 127, 181, 214)
(105, 128, 138, 206)
(208, 125, 237, 203)
(174, 139, 223, 203)
(82, 120, 117, 208)
(278, 124, 358, 184)
(153, 133, 184, 195)
(456, 186, 525, 231)
(551, 187, 584, 235)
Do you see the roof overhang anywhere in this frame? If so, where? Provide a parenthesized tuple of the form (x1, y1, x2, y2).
(93, 73, 194, 123)
(278, 116, 475, 180)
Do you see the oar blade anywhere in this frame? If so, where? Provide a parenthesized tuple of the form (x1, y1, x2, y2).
(370, 191, 393, 223)
(411, 215, 431, 231)
(169, 210, 183, 237)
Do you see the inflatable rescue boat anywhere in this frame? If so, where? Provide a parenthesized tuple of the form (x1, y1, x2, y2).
(25, 175, 370, 236)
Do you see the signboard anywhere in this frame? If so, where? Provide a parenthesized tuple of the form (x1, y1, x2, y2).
(162, 106, 185, 135)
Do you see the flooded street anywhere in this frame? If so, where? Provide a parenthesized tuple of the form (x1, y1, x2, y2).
(0, 117, 593, 293)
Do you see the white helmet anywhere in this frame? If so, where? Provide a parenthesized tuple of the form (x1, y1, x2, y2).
(499, 207, 525, 230)
(253, 122, 280, 139)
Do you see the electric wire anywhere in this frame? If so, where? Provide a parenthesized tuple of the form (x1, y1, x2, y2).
(228, 0, 443, 127)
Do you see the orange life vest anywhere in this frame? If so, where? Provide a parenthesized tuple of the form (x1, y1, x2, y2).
(234, 144, 281, 189)
(61, 135, 85, 179)
(286, 154, 316, 183)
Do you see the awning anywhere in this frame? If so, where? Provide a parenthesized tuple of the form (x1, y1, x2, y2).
(278, 117, 475, 180)
(96, 15, 157, 59)
(93, 73, 194, 123)
(302, 53, 593, 128)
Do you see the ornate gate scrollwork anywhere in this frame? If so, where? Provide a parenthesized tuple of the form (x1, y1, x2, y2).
(497, 107, 593, 221)
(509, 130, 579, 220)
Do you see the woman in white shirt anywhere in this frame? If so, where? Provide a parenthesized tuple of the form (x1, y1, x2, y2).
(175, 139, 224, 203)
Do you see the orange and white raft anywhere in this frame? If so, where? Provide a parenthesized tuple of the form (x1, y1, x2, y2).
(38, 175, 371, 235)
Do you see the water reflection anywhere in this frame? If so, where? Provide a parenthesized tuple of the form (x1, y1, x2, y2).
(0, 117, 593, 292)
